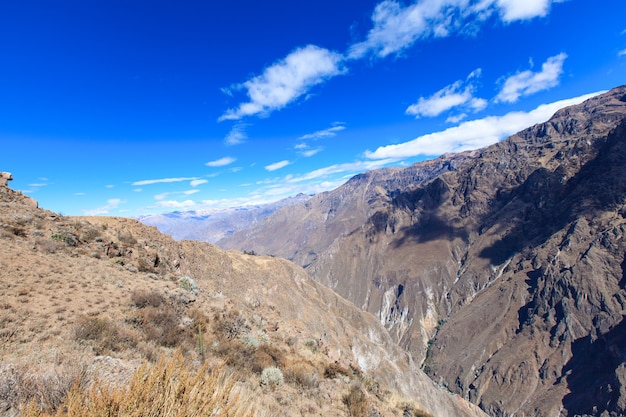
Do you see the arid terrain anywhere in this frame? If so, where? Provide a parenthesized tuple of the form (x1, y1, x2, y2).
(215, 86, 626, 416)
(0, 176, 485, 416)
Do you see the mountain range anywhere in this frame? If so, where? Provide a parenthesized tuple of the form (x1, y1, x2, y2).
(214, 86, 626, 416)
(0, 171, 484, 416)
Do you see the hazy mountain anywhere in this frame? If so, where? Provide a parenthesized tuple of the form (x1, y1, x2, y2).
(218, 151, 478, 264)
(0, 176, 485, 417)
(216, 86, 626, 416)
(136, 193, 311, 242)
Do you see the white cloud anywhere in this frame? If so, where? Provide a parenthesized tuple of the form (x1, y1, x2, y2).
(133, 177, 197, 186)
(288, 159, 399, 183)
(206, 157, 236, 167)
(190, 179, 208, 187)
(183, 189, 200, 196)
(154, 192, 169, 201)
(219, 45, 345, 121)
(82, 198, 124, 216)
(496, 0, 551, 22)
(446, 113, 468, 123)
(299, 124, 346, 140)
(265, 160, 291, 171)
(496, 53, 567, 103)
(366, 91, 603, 159)
(348, 0, 559, 60)
(105, 184, 114, 189)
(224, 123, 249, 145)
(619, 49, 626, 57)
(406, 69, 487, 119)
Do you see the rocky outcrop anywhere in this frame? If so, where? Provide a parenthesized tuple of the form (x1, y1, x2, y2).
(0, 172, 38, 208)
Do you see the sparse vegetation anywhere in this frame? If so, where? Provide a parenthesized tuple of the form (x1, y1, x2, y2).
(178, 275, 198, 293)
(51, 230, 78, 247)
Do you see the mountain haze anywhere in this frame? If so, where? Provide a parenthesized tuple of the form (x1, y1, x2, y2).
(137, 193, 311, 242)
(218, 151, 477, 266)
(217, 86, 626, 416)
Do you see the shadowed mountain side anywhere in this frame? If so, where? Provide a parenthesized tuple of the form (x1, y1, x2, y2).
(305, 86, 626, 416)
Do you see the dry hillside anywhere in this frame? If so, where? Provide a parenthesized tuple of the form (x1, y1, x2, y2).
(0, 176, 485, 417)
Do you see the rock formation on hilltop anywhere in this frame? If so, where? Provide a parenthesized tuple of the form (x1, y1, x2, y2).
(0, 175, 485, 416)
(218, 86, 626, 416)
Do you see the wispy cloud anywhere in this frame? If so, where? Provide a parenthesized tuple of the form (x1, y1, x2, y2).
(133, 177, 198, 186)
(265, 160, 291, 171)
(348, 0, 559, 60)
(206, 157, 236, 167)
(299, 123, 346, 140)
(224, 122, 249, 145)
(83, 198, 124, 216)
(287, 159, 399, 183)
(619, 48, 626, 57)
(190, 179, 208, 187)
(406, 69, 487, 119)
(495, 53, 567, 103)
(297, 147, 324, 157)
(366, 91, 602, 159)
(219, 45, 346, 121)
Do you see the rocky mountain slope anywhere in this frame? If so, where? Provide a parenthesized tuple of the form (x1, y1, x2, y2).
(217, 86, 626, 416)
(218, 151, 477, 267)
(137, 193, 311, 243)
(0, 176, 485, 417)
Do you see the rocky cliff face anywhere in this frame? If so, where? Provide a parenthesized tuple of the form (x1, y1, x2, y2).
(217, 86, 626, 416)
(314, 86, 626, 416)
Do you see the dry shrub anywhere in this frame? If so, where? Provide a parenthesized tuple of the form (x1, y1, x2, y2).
(0, 363, 85, 414)
(324, 362, 350, 379)
(343, 384, 369, 417)
(284, 360, 319, 389)
(131, 288, 164, 308)
(117, 231, 137, 245)
(79, 227, 100, 242)
(22, 353, 257, 417)
(133, 305, 184, 347)
(73, 316, 137, 354)
(214, 340, 285, 376)
(400, 403, 435, 417)
(36, 238, 64, 254)
(213, 310, 249, 340)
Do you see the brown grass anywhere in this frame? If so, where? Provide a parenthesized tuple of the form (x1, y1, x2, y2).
(343, 384, 369, 417)
(21, 353, 258, 417)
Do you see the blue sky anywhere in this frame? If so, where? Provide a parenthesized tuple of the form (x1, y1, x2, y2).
(1, 0, 625, 216)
